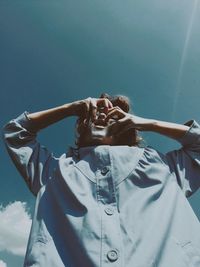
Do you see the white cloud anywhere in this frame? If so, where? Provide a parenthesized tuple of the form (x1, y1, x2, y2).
(0, 201, 32, 256)
(0, 260, 7, 267)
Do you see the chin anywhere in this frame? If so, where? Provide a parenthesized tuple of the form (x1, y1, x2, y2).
(90, 125, 114, 144)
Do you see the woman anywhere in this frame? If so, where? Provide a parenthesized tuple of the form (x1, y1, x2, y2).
(3, 93, 200, 267)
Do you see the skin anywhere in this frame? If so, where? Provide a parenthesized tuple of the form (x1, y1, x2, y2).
(27, 97, 190, 146)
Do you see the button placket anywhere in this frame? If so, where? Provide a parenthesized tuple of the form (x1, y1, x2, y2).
(93, 147, 122, 266)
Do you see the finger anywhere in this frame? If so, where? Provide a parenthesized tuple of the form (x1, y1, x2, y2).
(107, 117, 134, 136)
(105, 108, 124, 122)
(91, 105, 97, 122)
(80, 100, 90, 121)
(105, 110, 119, 122)
(89, 99, 98, 122)
(97, 98, 113, 110)
(82, 98, 93, 124)
(107, 99, 113, 109)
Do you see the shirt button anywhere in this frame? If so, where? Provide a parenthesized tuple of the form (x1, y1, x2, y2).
(101, 166, 109, 175)
(107, 250, 118, 262)
(104, 206, 114, 215)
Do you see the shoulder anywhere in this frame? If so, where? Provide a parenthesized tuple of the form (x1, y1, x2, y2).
(142, 145, 167, 164)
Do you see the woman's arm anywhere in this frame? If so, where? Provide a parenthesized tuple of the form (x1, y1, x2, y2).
(2, 97, 112, 194)
(26, 102, 80, 131)
(105, 106, 190, 140)
(27, 98, 113, 131)
(134, 116, 190, 140)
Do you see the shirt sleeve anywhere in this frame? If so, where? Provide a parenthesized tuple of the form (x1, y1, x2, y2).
(2, 112, 57, 196)
(165, 120, 200, 197)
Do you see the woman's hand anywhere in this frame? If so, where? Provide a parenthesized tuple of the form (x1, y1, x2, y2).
(72, 97, 113, 122)
(26, 97, 113, 131)
(105, 106, 151, 136)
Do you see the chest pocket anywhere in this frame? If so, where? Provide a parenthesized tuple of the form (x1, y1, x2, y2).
(171, 237, 200, 267)
(180, 241, 200, 267)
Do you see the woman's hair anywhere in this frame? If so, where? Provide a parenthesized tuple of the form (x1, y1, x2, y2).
(75, 93, 143, 147)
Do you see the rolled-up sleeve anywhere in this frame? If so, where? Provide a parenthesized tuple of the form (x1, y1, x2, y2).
(166, 120, 200, 197)
(2, 112, 57, 196)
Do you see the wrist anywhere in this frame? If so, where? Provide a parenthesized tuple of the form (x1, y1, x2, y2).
(62, 101, 83, 117)
(145, 119, 160, 131)
(130, 115, 156, 131)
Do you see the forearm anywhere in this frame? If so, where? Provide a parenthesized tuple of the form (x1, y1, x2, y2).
(150, 120, 189, 139)
(27, 97, 113, 131)
(134, 116, 190, 140)
(27, 101, 80, 130)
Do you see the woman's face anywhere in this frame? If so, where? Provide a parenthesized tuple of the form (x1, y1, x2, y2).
(77, 102, 138, 147)
(79, 108, 118, 146)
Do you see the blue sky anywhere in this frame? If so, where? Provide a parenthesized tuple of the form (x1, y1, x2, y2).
(1, 0, 200, 266)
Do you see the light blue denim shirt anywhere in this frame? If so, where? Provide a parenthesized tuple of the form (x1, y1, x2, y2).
(3, 112, 200, 267)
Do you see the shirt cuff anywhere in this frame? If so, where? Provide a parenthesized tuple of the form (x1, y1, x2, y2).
(14, 111, 38, 133)
(177, 120, 200, 146)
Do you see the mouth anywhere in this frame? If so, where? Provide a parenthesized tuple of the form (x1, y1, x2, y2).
(93, 125, 105, 129)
